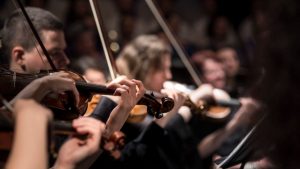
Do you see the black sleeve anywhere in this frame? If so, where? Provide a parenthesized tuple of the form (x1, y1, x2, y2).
(165, 113, 193, 140)
(165, 113, 205, 169)
(119, 122, 173, 169)
(89, 122, 170, 169)
(90, 96, 117, 122)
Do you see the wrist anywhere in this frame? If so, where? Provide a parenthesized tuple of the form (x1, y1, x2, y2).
(178, 106, 192, 123)
(52, 159, 76, 169)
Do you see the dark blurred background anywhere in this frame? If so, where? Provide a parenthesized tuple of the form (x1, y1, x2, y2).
(0, 0, 262, 85)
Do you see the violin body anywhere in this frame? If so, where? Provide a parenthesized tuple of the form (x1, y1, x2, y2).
(0, 67, 91, 120)
(127, 105, 148, 123)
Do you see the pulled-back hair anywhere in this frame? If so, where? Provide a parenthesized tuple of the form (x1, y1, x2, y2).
(116, 35, 171, 82)
(1, 7, 63, 64)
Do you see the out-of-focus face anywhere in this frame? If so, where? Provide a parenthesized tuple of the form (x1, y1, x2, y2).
(202, 58, 226, 89)
(214, 16, 229, 37)
(84, 68, 106, 85)
(217, 48, 239, 78)
(144, 54, 172, 92)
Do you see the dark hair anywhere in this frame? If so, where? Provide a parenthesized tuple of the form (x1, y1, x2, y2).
(252, 0, 300, 167)
(1, 7, 63, 64)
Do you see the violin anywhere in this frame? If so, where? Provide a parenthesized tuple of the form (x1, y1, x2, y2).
(143, 0, 242, 122)
(164, 81, 241, 121)
(0, 67, 174, 120)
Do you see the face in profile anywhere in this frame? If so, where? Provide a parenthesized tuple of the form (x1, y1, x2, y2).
(202, 58, 226, 89)
(21, 30, 69, 73)
(83, 68, 106, 85)
(217, 48, 240, 78)
(144, 54, 172, 92)
(41, 30, 70, 70)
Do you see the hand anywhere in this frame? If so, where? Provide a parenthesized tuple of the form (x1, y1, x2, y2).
(189, 84, 214, 105)
(39, 71, 80, 106)
(53, 117, 105, 169)
(107, 76, 145, 111)
(105, 76, 145, 137)
(160, 89, 186, 113)
(155, 89, 187, 127)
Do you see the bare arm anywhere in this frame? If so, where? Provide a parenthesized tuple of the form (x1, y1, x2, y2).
(104, 77, 145, 138)
(5, 99, 52, 169)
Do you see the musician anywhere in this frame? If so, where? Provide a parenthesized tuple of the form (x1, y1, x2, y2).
(116, 34, 261, 169)
(1, 6, 146, 169)
(216, 47, 248, 98)
(192, 50, 227, 90)
(0, 6, 145, 132)
(115, 34, 209, 169)
(1, 7, 80, 104)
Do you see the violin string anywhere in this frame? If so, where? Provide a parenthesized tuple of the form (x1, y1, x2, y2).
(0, 94, 14, 125)
(145, 0, 202, 86)
(11, 0, 48, 69)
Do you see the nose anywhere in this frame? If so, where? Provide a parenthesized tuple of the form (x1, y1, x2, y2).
(165, 68, 172, 80)
(57, 52, 70, 69)
(63, 53, 70, 66)
(216, 69, 225, 80)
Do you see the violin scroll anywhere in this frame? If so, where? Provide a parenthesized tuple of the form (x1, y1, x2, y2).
(102, 131, 125, 159)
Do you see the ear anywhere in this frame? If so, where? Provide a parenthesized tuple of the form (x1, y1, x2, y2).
(11, 46, 26, 66)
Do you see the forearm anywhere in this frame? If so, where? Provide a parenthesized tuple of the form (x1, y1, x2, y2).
(10, 79, 49, 104)
(198, 118, 239, 158)
(90, 96, 121, 137)
(5, 112, 49, 169)
(90, 96, 117, 122)
(105, 105, 131, 137)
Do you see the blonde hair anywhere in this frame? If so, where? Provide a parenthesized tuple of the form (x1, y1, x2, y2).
(117, 35, 171, 82)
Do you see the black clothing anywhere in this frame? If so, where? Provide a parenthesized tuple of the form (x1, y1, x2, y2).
(90, 96, 117, 122)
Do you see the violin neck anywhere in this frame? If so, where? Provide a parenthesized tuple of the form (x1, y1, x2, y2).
(75, 82, 115, 95)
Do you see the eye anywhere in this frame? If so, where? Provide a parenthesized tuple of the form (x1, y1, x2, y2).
(50, 51, 63, 59)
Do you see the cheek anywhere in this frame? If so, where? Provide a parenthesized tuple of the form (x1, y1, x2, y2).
(25, 55, 45, 71)
(144, 73, 164, 91)
(204, 73, 214, 82)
